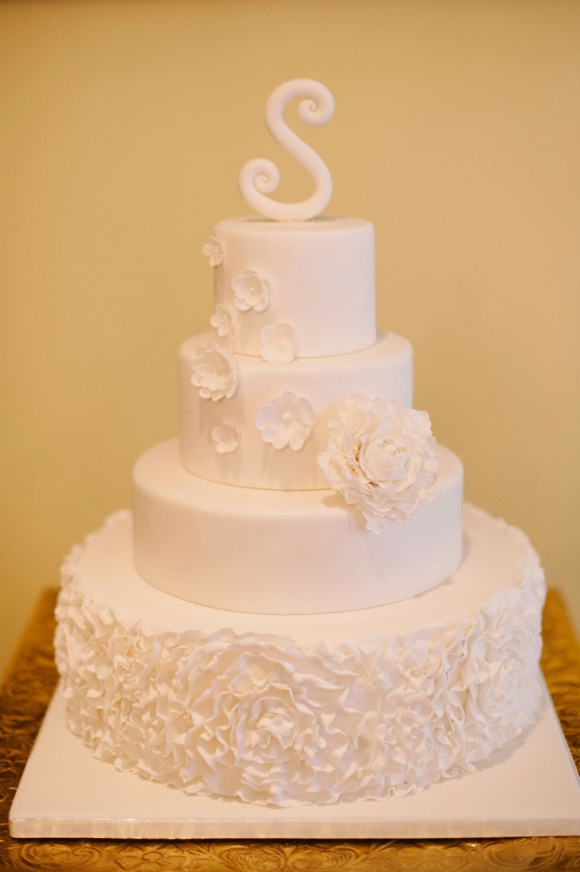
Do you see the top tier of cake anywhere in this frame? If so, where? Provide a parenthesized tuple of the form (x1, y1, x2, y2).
(213, 216, 376, 357)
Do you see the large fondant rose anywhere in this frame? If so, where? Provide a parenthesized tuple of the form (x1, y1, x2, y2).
(191, 343, 239, 401)
(317, 394, 439, 533)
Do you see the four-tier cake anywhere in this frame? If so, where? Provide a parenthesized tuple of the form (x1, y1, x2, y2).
(55, 79, 545, 807)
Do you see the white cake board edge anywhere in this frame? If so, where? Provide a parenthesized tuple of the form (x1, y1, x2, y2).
(9, 679, 580, 840)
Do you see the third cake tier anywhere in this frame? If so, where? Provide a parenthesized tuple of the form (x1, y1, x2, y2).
(133, 438, 463, 613)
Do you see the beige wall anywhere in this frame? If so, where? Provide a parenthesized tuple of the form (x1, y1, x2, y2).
(1, 0, 579, 677)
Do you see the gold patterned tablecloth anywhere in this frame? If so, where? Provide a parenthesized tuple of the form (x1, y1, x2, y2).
(1, 588, 579, 871)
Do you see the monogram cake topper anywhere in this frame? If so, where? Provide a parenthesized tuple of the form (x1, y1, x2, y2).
(238, 79, 334, 221)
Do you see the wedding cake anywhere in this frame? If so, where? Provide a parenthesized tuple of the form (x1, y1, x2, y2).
(54, 80, 546, 807)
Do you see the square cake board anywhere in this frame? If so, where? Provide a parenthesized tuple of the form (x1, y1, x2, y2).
(9, 680, 580, 840)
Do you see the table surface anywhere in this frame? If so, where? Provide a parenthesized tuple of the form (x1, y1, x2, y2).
(1, 588, 579, 871)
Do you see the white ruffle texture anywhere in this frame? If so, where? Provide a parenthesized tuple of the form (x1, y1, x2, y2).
(54, 509, 545, 807)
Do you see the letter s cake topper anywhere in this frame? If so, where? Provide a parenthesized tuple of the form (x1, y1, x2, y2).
(238, 79, 334, 222)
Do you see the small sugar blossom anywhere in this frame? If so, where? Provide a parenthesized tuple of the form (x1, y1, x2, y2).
(232, 270, 270, 312)
(201, 236, 223, 267)
(255, 391, 316, 450)
(317, 394, 439, 533)
(211, 422, 241, 454)
(260, 323, 295, 363)
(210, 304, 232, 337)
(191, 343, 239, 402)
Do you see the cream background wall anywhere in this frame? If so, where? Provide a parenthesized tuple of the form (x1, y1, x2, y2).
(1, 0, 579, 677)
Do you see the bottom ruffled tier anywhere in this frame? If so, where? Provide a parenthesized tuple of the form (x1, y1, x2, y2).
(54, 504, 545, 807)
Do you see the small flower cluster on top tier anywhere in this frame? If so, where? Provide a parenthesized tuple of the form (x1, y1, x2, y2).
(203, 237, 295, 364)
(197, 234, 440, 530)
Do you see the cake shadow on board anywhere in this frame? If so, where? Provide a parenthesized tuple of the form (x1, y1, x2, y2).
(51, 79, 546, 809)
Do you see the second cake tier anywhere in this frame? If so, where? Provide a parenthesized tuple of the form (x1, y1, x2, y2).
(180, 330, 413, 490)
(133, 439, 463, 614)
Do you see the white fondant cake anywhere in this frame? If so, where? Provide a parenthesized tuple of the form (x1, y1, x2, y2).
(54, 78, 546, 807)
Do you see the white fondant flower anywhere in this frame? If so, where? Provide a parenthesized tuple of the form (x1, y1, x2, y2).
(211, 422, 241, 454)
(201, 236, 223, 267)
(232, 270, 270, 312)
(255, 391, 316, 450)
(209, 304, 232, 337)
(191, 343, 239, 401)
(260, 323, 295, 363)
(317, 394, 439, 533)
